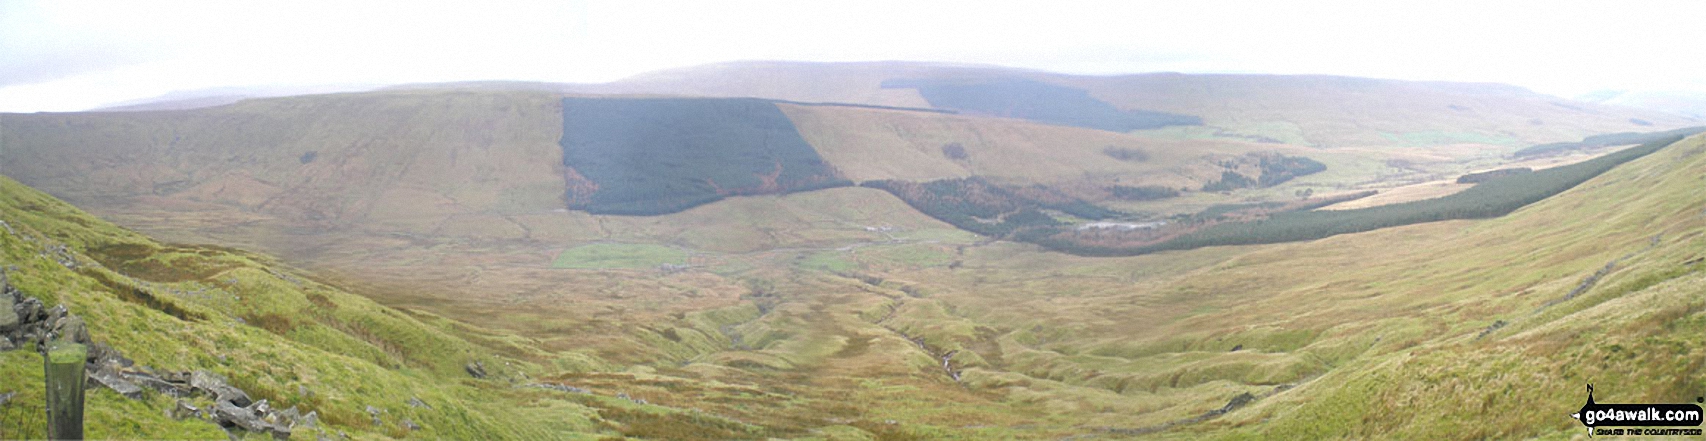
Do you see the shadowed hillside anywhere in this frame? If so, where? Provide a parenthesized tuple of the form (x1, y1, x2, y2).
(880, 78, 1202, 131)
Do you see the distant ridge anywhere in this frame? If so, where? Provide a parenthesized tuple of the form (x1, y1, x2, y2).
(87, 61, 1693, 147)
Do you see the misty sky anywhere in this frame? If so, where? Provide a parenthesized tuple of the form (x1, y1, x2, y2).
(2, 0, 1703, 112)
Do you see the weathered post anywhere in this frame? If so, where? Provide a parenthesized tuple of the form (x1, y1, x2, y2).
(45, 340, 86, 440)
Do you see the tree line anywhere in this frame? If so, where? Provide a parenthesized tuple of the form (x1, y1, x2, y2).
(1026, 134, 1684, 256)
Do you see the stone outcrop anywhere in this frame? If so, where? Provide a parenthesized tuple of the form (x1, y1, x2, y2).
(3, 273, 59, 351)
(2, 275, 315, 440)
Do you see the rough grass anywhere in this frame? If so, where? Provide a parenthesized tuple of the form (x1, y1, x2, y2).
(0, 175, 611, 439)
(552, 243, 688, 269)
(1, 88, 1701, 439)
(779, 101, 1262, 184)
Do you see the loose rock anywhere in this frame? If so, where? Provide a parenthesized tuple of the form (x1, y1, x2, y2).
(53, 315, 90, 344)
(88, 367, 143, 399)
(366, 405, 384, 426)
(214, 400, 292, 440)
(465, 361, 488, 378)
(191, 370, 253, 407)
(528, 382, 590, 394)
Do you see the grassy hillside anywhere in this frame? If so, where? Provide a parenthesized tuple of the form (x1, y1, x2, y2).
(777, 100, 1279, 187)
(1209, 133, 1706, 438)
(892, 133, 1705, 438)
(0, 175, 612, 439)
(2, 84, 1701, 439)
(3, 89, 1357, 246)
(0, 90, 569, 231)
(1023, 133, 1685, 256)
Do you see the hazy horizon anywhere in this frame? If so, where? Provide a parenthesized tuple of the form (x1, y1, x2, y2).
(4, 0, 1704, 112)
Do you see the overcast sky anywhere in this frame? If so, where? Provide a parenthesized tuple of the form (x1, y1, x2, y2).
(2, 0, 1703, 112)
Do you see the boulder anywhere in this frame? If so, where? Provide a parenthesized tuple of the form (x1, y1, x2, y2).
(213, 401, 260, 429)
(9, 297, 42, 340)
(3, 296, 47, 349)
(132, 371, 190, 396)
(299, 410, 319, 429)
(53, 315, 90, 344)
(248, 398, 271, 416)
(213, 401, 292, 440)
(191, 370, 253, 407)
(267, 405, 300, 427)
(88, 368, 143, 399)
(86, 342, 133, 368)
(45, 304, 67, 324)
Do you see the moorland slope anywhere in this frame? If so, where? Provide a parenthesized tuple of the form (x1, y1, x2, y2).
(2, 70, 1701, 439)
(582, 61, 1693, 147)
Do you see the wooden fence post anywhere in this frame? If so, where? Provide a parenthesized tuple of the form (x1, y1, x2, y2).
(45, 340, 86, 440)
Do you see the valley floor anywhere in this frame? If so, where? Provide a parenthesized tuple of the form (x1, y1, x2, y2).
(3, 135, 1698, 439)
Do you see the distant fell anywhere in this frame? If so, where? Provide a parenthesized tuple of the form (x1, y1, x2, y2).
(576, 60, 1693, 147)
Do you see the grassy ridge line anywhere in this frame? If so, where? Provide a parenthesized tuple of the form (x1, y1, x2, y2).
(767, 98, 957, 115)
(1512, 125, 1705, 158)
(0, 90, 571, 230)
(596, 61, 1691, 147)
(1030, 133, 1690, 256)
(0, 175, 606, 439)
